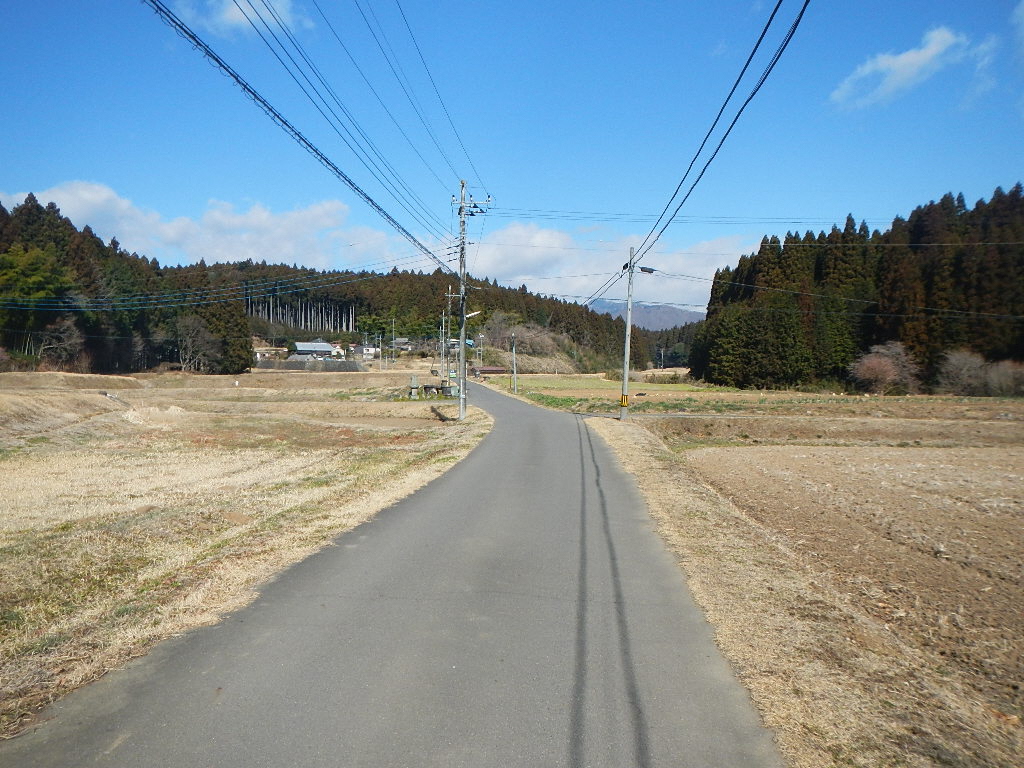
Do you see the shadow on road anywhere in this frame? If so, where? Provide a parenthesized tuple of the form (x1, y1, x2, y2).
(569, 416, 652, 768)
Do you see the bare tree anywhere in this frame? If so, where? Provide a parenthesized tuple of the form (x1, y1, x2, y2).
(482, 311, 518, 351)
(936, 349, 987, 395)
(176, 315, 222, 373)
(981, 359, 1024, 397)
(849, 341, 920, 395)
(38, 316, 85, 371)
(936, 350, 1024, 396)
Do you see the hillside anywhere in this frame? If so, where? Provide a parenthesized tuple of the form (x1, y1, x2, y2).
(0, 195, 639, 375)
(690, 184, 1024, 388)
(3, 185, 1021, 385)
(589, 299, 704, 331)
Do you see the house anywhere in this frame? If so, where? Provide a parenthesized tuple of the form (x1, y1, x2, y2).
(293, 340, 335, 359)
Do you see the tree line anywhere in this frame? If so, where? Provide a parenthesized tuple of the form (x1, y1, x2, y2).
(0, 195, 252, 374)
(0, 195, 644, 375)
(688, 184, 1024, 389)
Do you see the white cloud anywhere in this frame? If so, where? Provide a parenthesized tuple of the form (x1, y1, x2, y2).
(173, 0, 309, 36)
(0, 182, 371, 271)
(470, 224, 757, 311)
(0, 183, 760, 311)
(629, 234, 761, 308)
(830, 27, 970, 109)
(963, 34, 999, 106)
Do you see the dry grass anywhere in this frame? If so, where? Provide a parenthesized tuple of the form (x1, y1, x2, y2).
(588, 397, 1023, 768)
(0, 371, 491, 738)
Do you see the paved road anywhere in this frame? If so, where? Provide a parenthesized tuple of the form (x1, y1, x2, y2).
(2, 385, 782, 768)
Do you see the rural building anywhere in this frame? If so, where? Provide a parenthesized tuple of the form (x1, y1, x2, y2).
(292, 340, 337, 359)
(472, 365, 507, 377)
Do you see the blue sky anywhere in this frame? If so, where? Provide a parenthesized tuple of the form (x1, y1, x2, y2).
(2, 0, 1023, 310)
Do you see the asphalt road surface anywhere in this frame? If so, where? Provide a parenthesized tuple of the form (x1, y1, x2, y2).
(2, 384, 783, 768)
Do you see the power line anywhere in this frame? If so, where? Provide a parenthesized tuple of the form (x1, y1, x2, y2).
(0, 247, 457, 311)
(498, 272, 620, 282)
(467, 238, 1024, 257)
(635, 0, 812, 263)
(543, 292, 1023, 323)
(485, 207, 897, 228)
(350, 0, 462, 182)
(140, 0, 453, 276)
(393, 0, 488, 197)
(309, 0, 453, 192)
(487, 209, 861, 225)
(231, 0, 450, 240)
(633, 0, 786, 257)
(651, 269, 1024, 321)
(1, 271, 373, 313)
(545, 294, 707, 310)
(579, 269, 627, 308)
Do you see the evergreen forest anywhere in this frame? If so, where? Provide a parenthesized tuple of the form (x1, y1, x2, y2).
(0, 194, 637, 375)
(1, 185, 1021, 390)
(689, 184, 1024, 388)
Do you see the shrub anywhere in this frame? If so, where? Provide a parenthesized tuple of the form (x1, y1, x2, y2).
(985, 359, 1024, 396)
(936, 350, 1024, 397)
(849, 342, 920, 395)
(643, 372, 683, 384)
(936, 349, 987, 396)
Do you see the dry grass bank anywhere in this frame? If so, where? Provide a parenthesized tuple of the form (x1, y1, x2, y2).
(588, 394, 1023, 768)
(0, 371, 491, 737)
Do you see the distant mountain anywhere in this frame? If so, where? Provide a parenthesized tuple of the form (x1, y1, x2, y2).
(589, 300, 704, 331)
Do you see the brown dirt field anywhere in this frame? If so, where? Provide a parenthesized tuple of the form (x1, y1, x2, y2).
(645, 413, 1022, 447)
(0, 370, 491, 738)
(586, 391, 1023, 768)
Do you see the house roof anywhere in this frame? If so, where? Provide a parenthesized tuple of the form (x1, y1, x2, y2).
(294, 342, 335, 354)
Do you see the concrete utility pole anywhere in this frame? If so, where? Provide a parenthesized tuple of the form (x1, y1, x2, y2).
(441, 285, 455, 385)
(511, 331, 518, 394)
(453, 180, 490, 420)
(619, 248, 635, 421)
(619, 249, 654, 421)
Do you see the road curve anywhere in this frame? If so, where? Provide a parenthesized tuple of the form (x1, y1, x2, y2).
(1, 384, 782, 768)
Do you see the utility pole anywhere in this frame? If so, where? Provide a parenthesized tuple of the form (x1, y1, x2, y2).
(443, 284, 457, 386)
(619, 248, 635, 421)
(511, 331, 518, 394)
(619, 249, 654, 421)
(453, 180, 491, 420)
(438, 318, 445, 382)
